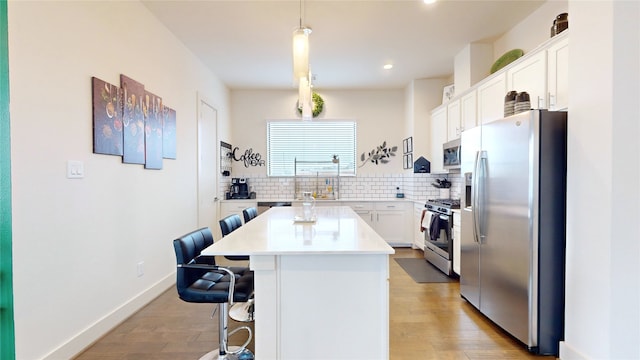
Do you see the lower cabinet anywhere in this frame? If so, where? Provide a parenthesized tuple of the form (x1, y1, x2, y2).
(346, 201, 412, 247)
(453, 211, 461, 275)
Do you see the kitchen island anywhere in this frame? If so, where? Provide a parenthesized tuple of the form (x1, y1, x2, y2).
(202, 206, 395, 359)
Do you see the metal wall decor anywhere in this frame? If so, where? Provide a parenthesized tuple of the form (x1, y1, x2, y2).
(359, 141, 398, 167)
(231, 146, 265, 167)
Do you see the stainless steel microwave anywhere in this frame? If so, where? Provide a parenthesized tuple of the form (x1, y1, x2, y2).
(443, 138, 461, 170)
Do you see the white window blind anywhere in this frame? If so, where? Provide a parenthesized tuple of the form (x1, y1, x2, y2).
(267, 121, 356, 177)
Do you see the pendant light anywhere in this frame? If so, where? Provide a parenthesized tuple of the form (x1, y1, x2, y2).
(292, 0, 311, 85)
(293, 0, 313, 120)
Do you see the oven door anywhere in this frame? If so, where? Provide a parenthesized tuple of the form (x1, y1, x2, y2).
(424, 211, 453, 275)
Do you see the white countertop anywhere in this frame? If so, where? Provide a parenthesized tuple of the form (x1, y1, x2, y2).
(221, 198, 412, 203)
(203, 206, 395, 256)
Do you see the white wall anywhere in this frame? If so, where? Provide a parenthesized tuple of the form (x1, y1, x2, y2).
(8, 1, 230, 358)
(229, 89, 406, 176)
(493, 0, 568, 60)
(406, 78, 448, 162)
(560, 1, 640, 359)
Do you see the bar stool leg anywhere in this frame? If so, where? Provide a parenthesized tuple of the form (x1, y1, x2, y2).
(199, 303, 254, 360)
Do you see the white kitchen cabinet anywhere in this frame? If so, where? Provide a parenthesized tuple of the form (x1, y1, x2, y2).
(346, 201, 411, 246)
(453, 211, 461, 275)
(477, 72, 506, 124)
(220, 200, 257, 220)
(430, 106, 447, 172)
(460, 90, 477, 132)
(349, 202, 375, 228)
(506, 51, 547, 110)
(375, 202, 411, 246)
(446, 99, 461, 141)
(547, 35, 569, 111)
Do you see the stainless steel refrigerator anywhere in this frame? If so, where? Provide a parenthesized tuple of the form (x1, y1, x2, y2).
(460, 110, 566, 355)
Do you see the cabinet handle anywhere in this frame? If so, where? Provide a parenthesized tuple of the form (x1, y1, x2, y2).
(386, 205, 396, 209)
(549, 93, 556, 108)
(537, 96, 544, 109)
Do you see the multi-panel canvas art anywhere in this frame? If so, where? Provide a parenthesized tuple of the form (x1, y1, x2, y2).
(92, 77, 123, 156)
(162, 107, 177, 159)
(91, 74, 176, 169)
(144, 91, 163, 169)
(120, 75, 146, 165)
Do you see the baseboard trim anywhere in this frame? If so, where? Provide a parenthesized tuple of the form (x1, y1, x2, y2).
(42, 274, 175, 360)
(559, 341, 590, 360)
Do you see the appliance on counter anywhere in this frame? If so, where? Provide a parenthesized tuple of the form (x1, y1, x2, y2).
(226, 178, 252, 199)
(423, 198, 460, 276)
(460, 110, 567, 355)
(442, 138, 461, 170)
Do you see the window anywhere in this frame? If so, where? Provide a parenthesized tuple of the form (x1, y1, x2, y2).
(267, 120, 356, 177)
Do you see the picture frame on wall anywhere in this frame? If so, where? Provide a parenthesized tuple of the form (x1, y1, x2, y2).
(403, 137, 413, 154)
(403, 153, 413, 169)
(442, 84, 455, 103)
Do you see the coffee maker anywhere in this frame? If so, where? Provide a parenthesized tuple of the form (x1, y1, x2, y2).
(227, 178, 250, 199)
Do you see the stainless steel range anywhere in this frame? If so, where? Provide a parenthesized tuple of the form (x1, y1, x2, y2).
(424, 198, 460, 276)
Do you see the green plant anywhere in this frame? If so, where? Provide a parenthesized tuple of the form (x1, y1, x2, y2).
(297, 92, 324, 118)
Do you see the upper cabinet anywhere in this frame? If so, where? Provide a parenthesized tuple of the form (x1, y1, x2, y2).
(477, 72, 506, 125)
(547, 36, 569, 111)
(446, 100, 461, 141)
(427, 33, 569, 171)
(506, 51, 547, 109)
(460, 91, 477, 132)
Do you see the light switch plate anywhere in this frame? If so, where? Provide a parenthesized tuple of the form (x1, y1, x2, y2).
(67, 160, 84, 179)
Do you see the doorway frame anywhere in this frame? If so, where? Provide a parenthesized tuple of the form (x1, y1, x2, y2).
(196, 93, 220, 236)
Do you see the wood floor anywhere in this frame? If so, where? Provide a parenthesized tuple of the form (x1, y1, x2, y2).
(75, 248, 556, 359)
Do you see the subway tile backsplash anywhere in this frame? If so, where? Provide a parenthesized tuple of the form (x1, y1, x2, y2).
(220, 171, 462, 202)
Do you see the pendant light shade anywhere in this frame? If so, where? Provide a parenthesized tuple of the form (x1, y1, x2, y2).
(292, 27, 311, 84)
(293, 0, 313, 120)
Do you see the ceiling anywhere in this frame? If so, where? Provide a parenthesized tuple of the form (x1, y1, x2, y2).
(142, 0, 545, 90)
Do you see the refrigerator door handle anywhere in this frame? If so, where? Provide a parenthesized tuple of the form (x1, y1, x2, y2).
(472, 151, 481, 243)
(474, 150, 487, 243)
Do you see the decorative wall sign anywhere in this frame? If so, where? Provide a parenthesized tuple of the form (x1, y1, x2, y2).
(442, 84, 455, 103)
(359, 141, 398, 167)
(92, 77, 123, 156)
(231, 147, 265, 167)
(91, 74, 177, 169)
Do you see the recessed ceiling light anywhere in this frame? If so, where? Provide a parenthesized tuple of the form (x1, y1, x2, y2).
(383, 64, 393, 70)
(424, 0, 437, 4)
